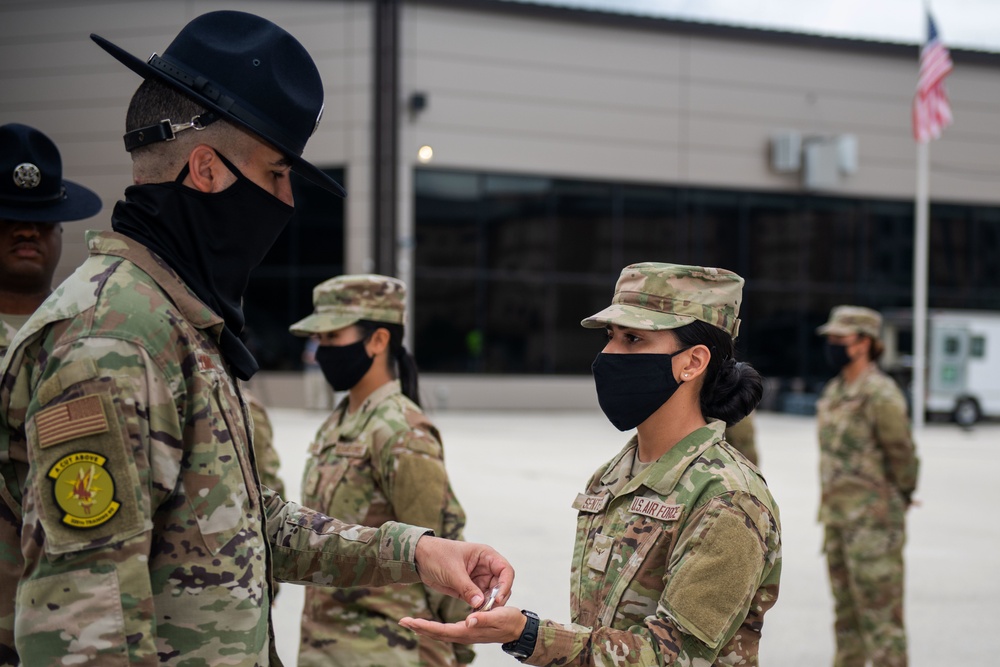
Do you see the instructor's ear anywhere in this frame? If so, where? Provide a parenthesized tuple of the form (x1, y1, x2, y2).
(184, 145, 232, 193)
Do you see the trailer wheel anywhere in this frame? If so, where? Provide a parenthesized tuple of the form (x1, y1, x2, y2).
(953, 398, 980, 428)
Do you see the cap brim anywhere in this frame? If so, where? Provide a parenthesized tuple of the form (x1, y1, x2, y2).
(90, 33, 346, 198)
(816, 322, 860, 336)
(0, 180, 102, 223)
(289, 313, 361, 336)
(581, 304, 696, 331)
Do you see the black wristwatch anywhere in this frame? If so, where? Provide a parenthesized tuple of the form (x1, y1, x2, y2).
(502, 609, 539, 662)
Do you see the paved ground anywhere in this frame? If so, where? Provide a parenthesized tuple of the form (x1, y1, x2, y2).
(266, 408, 998, 666)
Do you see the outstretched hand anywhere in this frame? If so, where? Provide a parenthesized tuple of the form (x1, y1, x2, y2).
(413, 536, 514, 610)
(400, 605, 527, 645)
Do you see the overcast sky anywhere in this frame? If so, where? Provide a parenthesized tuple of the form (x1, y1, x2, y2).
(516, 0, 1000, 53)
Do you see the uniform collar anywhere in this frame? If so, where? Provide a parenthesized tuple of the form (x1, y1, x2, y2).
(602, 420, 727, 498)
(334, 379, 402, 437)
(87, 230, 223, 332)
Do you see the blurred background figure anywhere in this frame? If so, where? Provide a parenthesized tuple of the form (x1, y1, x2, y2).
(301, 336, 333, 410)
(816, 305, 919, 667)
(0, 122, 102, 358)
(0, 120, 102, 664)
(725, 411, 759, 466)
(289, 274, 474, 667)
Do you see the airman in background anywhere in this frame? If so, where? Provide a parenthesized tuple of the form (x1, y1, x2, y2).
(0, 121, 102, 663)
(290, 275, 474, 667)
(817, 305, 919, 667)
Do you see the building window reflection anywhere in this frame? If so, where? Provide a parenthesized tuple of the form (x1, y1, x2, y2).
(414, 167, 1000, 390)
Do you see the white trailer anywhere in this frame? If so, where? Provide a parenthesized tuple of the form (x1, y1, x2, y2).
(884, 309, 1000, 426)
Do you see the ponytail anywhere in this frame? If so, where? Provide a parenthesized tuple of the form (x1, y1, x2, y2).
(673, 320, 763, 426)
(355, 320, 421, 407)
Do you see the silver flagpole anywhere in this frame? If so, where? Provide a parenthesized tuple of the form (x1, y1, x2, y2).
(911, 140, 930, 432)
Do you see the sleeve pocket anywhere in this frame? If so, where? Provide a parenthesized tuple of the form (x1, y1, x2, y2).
(16, 569, 129, 665)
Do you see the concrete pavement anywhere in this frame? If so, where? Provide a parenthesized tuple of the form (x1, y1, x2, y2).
(266, 408, 998, 666)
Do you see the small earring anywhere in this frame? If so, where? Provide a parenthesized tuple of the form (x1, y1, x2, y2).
(683, 373, 690, 378)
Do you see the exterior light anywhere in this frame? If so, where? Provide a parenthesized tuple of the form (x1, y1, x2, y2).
(417, 145, 434, 163)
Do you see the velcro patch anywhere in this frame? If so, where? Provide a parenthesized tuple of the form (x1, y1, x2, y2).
(47, 451, 120, 529)
(334, 441, 367, 457)
(587, 533, 615, 572)
(629, 497, 682, 522)
(35, 395, 109, 449)
(572, 492, 609, 514)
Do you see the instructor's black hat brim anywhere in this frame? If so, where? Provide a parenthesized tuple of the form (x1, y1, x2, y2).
(91, 11, 345, 197)
(0, 123, 102, 223)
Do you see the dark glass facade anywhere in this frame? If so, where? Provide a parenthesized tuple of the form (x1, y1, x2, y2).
(413, 168, 1000, 391)
(244, 169, 345, 370)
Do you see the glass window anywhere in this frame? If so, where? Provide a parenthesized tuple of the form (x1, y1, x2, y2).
(244, 168, 345, 370)
(412, 167, 1000, 392)
(970, 336, 986, 358)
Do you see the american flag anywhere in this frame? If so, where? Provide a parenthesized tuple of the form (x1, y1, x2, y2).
(912, 13, 953, 143)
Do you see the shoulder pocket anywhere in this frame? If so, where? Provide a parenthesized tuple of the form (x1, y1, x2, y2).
(29, 390, 144, 556)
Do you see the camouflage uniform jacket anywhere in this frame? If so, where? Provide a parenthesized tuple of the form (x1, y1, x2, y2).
(300, 380, 473, 666)
(0, 317, 17, 362)
(246, 391, 285, 497)
(0, 231, 428, 666)
(526, 421, 781, 667)
(816, 365, 919, 527)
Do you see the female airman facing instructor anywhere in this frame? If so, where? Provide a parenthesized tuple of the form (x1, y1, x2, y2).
(402, 262, 782, 666)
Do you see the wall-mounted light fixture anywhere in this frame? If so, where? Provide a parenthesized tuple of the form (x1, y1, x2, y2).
(408, 91, 428, 121)
(417, 145, 434, 163)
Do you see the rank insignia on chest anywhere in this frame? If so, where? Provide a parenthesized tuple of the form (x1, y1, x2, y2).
(587, 533, 615, 572)
(628, 497, 682, 522)
(47, 451, 120, 529)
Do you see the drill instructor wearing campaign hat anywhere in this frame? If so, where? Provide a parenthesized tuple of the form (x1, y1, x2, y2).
(0, 12, 511, 665)
(402, 263, 782, 666)
(0, 123, 102, 358)
(0, 121, 102, 664)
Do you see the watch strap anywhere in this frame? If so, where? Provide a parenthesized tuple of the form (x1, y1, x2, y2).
(502, 610, 539, 662)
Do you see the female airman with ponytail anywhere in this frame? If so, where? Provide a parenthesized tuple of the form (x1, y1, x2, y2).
(402, 262, 782, 667)
(289, 274, 473, 667)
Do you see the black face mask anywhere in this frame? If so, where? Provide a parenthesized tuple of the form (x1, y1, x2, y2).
(111, 151, 293, 380)
(592, 350, 688, 431)
(315, 339, 374, 392)
(824, 342, 852, 371)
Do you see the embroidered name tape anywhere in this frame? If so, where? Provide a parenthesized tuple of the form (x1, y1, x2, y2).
(334, 441, 367, 457)
(628, 497, 682, 521)
(35, 395, 109, 449)
(572, 492, 609, 514)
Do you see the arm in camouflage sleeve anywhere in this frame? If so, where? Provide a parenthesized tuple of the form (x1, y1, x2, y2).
(401, 493, 778, 667)
(262, 486, 428, 588)
(525, 494, 776, 667)
(385, 430, 477, 663)
(16, 340, 179, 665)
(872, 388, 919, 500)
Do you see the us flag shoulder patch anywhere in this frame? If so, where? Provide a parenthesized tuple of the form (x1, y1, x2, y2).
(36, 395, 109, 449)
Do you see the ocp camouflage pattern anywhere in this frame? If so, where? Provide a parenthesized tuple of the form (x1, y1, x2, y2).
(246, 390, 285, 497)
(525, 421, 781, 667)
(0, 231, 428, 666)
(817, 365, 917, 666)
(582, 263, 743, 337)
(299, 379, 473, 667)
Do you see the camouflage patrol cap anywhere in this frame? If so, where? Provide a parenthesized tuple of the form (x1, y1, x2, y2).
(289, 274, 406, 336)
(816, 305, 882, 339)
(581, 262, 743, 337)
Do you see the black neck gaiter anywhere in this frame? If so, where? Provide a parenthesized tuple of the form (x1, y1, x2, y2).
(111, 152, 293, 380)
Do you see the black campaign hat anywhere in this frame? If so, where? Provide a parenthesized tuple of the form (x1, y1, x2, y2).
(0, 123, 103, 223)
(91, 10, 345, 197)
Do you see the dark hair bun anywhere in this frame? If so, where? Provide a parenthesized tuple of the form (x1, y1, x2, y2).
(702, 358, 763, 426)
